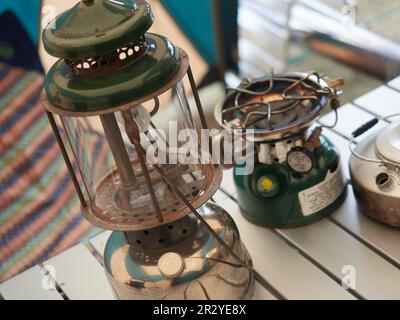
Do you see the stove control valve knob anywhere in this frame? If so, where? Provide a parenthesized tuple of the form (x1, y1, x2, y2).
(256, 175, 280, 198)
(158, 252, 185, 279)
(304, 127, 322, 151)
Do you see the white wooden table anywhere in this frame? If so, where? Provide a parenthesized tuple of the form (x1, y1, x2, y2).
(2, 79, 400, 300)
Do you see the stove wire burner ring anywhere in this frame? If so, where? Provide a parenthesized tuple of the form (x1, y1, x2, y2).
(221, 71, 341, 138)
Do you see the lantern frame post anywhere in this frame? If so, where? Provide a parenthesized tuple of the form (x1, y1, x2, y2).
(45, 110, 87, 208)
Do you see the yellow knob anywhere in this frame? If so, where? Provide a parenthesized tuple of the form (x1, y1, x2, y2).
(260, 178, 273, 191)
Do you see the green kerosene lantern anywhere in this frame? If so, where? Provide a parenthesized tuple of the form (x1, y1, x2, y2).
(41, 0, 256, 300)
(215, 73, 347, 227)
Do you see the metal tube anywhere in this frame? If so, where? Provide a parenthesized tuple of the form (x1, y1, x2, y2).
(121, 110, 164, 223)
(59, 116, 94, 204)
(132, 138, 164, 223)
(187, 67, 209, 130)
(46, 111, 87, 208)
(100, 113, 137, 189)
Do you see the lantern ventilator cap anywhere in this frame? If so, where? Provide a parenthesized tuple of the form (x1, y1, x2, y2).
(42, 0, 183, 114)
(42, 0, 154, 60)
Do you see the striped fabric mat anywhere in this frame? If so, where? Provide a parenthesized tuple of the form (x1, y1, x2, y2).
(0, 63, 106, 282)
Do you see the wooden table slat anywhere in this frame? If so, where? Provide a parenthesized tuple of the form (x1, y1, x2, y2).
(353, 85, 400, 119)
(42, 244, 115, 300)
(0, 266, 63, 300)
(221, 169, 238, 198)
(388, 77, 400, 91)
(89, 230, 112, 257)
(253, 283, 277, 300)
(319, 103, 388, 142)
(277, 216, 400, 299)
(331, 187, 400, 266)
(213, 191, 355, 300)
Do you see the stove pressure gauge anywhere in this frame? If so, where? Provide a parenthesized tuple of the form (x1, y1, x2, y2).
(286, 147, 315, 174)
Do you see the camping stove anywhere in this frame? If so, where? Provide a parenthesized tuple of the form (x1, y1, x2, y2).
(216, 72, 347, 228)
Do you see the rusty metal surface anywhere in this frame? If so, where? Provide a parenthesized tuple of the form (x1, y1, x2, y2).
(82, 163, 222, 231)
(216, 72, 342, 142)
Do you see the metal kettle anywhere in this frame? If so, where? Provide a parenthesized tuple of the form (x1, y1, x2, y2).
(350, 119, 400, 227)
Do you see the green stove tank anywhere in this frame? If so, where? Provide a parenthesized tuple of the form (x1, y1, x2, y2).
(216, 72, 347, 228)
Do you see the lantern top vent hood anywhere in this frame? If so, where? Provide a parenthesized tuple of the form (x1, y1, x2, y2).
(43, 0, 154, 60)
(42, 0, 182, 115)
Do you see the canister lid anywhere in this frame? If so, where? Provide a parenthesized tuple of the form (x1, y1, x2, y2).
(43, 0, 154, 60)
(375, 121, 400, 163)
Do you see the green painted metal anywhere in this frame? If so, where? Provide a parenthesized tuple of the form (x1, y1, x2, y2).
(42, 0, 154, 60)
(234, 136, 347, 228)
(45, 33, 180, 112)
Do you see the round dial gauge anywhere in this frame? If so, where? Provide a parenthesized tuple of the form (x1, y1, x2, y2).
(286, 147, 314, 174)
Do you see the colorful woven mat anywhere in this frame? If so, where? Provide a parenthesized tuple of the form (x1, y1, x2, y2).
(0, 63, 104, 282)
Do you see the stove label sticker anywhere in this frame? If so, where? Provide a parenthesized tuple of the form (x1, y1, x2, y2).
(298, 166, 345, 216)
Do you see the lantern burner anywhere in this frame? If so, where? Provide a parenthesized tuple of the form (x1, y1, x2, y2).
(124, 215, 198, 252)
(87, 162, 222, 231)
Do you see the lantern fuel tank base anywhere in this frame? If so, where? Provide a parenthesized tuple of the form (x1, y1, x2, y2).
(103, 203, 255, 300)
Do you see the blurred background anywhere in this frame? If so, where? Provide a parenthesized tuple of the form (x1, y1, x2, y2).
(2, 0, 400, 100)
(1, 0, 400, 281)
